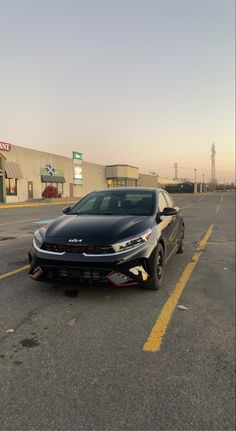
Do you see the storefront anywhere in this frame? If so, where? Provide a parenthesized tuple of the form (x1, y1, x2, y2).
(40, 166, 66, 197)
(106, 165, 139, 188)
(0, 143, 107, 203)
(5, 161, 23, 196)
(0, 142, 23, 203)
(0, 142, 180, 203)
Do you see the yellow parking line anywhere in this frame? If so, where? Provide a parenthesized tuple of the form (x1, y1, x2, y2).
(0, 265, 30, 281)
(216, 204, 221, 213)
(143, 224, 214, 352)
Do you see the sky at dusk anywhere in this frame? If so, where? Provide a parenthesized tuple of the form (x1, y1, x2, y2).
(0, 0, 235, 182)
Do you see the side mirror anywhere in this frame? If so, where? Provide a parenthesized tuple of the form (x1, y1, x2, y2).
(161, 207, 178, 216)
(63, 206, 71, 214)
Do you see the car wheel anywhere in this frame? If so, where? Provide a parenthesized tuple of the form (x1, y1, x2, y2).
(142, 243, 164, 290)
(177, 226, 184, 254)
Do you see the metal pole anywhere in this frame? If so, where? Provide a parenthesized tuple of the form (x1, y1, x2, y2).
(194, 169, 197, 194)
(202, 173, 205, 193)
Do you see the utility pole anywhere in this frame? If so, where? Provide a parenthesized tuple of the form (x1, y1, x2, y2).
(194, 168, 197, 194)
(211, 143, 216, 188)
(174, 163, 178, 180)
(202, 173, 205, 193)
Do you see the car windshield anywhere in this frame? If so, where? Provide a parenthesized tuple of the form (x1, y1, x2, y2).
(71, 190, 155, 216)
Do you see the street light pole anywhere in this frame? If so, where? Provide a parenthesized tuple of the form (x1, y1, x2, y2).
(203, 173, 205, 193)
(194, 169, 197, 194)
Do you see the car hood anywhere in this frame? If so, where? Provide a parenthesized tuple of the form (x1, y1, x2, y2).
(45, 214, 154, 244)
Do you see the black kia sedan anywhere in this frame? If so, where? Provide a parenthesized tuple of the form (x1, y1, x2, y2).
(28, 188, 184, 290)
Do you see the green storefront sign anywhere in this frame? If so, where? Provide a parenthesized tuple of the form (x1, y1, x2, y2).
(72, 151, 83, 160)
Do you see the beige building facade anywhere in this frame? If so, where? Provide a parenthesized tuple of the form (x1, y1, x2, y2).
(0, 142, 178, 203)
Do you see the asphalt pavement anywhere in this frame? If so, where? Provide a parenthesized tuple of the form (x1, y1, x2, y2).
(0, 192, 235, 431)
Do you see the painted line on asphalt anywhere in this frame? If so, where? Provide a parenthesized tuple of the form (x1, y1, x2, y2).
(216, 196, 223, 213)
(143, 224, 214, 352)
(0, 200, 77, 209)
(34, 219, 55, 225)
(181, 195, 207, 209)
(0, 265, 30, 281)
(0, 218, 40, 226)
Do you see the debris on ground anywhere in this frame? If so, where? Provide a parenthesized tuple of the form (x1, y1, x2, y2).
(177, 305, 188, 310)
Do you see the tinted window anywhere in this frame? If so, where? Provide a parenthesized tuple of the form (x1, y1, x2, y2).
(158, 193, 167, 212)
(71, 190, 155, 216)
(77, 196, 96, 211)
(100, 196, 112, 210)
(163, 192, 174, 207)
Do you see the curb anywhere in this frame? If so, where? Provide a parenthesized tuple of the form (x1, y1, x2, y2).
(0, 200, 78, 209)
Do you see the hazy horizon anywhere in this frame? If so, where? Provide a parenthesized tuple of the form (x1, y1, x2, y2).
(0, 0, 235, 183)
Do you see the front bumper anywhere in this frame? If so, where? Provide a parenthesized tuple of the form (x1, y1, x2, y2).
(28, 240, 157, 286)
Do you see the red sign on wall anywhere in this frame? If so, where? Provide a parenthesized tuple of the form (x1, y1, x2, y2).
(0, 142, 12, 151)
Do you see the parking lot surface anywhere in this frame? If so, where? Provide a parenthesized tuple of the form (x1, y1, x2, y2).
(0, 192, 235, 431)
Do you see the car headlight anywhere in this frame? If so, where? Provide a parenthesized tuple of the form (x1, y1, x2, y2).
(33, 226, 48, 249)
(112, 228, 152, 253)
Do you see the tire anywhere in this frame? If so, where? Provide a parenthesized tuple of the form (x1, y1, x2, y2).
(142, 243, 165, 290)
(177, 226, 184, 254)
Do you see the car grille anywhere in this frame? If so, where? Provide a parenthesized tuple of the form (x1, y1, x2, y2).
(42, 243, 115, 254)
(42, 266, 110, 284)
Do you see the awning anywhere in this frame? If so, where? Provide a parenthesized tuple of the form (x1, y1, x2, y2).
(41, 175, 66, 183)
(5, 162, 23, 179)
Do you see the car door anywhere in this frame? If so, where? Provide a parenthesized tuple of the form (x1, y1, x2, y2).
(157, 191, 176, 259)
(162, 191, 181, 252)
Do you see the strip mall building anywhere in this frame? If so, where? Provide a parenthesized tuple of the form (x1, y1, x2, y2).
(0, 142, 178, 203)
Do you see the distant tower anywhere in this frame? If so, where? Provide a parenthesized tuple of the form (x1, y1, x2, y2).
(174, 163, 178, 180)
(211, 143, 216, 184)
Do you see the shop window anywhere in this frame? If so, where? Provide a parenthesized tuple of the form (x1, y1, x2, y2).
(127, 179, 137, 187)
(5, 178, 17, 196)
(107, 178, 137, 188)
